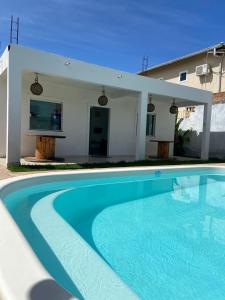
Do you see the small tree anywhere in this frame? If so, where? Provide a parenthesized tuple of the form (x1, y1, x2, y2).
(174, 116, 192, 156)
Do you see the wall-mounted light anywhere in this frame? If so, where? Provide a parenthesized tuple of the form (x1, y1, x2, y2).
(147, 95, 155, 112)
(98, 87, 108, 106)
(170, 98, 178, 114)
(64, 61, 71, 66)
(30, 73, 43, 96)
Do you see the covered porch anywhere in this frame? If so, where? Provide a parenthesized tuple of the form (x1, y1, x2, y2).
(0, 45, 212, 165)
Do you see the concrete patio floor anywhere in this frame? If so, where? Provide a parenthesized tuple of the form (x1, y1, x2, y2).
(1, 155, 200, 167)
(21, 155, 137, 165)
(1, 159, 225, 181)
(0, 164, 18, 180)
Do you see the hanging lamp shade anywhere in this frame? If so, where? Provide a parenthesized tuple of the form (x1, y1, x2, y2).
(170, 98, 178, 114)
(147, 95, 155, 112)
(98, 87, 108, 106)
(30, 73, 43, 95)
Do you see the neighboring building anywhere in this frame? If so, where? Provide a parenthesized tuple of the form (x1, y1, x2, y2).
(140, 42, 225, 158)
(0, 44, 211, 165)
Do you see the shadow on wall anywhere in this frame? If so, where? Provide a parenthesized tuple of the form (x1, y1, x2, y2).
(182, 131, 225, 159)
(200, 73, 213, 85)
(182, 131, 201, 158)
(29, 279, 74, 300)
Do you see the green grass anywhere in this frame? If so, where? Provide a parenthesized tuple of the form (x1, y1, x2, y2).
(7, 158, 225, 172)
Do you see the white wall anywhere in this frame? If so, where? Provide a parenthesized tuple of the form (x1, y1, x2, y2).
(0, 76, 7, 157)
(21, 78, 137, 157)
(0, 76, 177, 159)
(180, 103, 225, 158)
(146, 100, 176, 157)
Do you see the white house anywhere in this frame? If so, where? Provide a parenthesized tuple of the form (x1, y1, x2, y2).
(0, 44, 212, 165)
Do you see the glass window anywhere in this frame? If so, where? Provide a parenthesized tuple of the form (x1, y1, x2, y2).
(146, 114, 156, 136)
(179, 71, 187, 82)
(30, 100, 62, 131)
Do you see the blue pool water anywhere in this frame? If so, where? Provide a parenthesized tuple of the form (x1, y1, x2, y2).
(3, 168, 225, 299)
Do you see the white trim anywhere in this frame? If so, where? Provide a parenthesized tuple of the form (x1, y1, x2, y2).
(88, 106, 111, 157)
(86, 104, 90, 156)
(107, 107, 111, 157)
(27, 96, 64, 133)
(146, 112, 156, 138)
(29, 98, 63, 131)
(179, 70, 188, 83)
(86, 100, 114, 157)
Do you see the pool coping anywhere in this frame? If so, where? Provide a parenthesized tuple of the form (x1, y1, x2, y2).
(31, 189, 138, 300)
(1, 164, 225, 300)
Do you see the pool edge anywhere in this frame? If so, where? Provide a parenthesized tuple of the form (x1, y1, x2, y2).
(1, 164, 224, 300)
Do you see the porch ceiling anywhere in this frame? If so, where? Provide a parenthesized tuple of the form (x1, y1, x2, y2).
(14, 45, 212, 104)
(23, 71, 207, 106)
(151, 93, 205, 107)
(6, 45, 212, 106)
(23, 71, 137, 99)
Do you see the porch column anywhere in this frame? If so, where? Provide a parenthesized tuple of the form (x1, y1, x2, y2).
(200, 102, 212, 160)
(135, 91, 148, 160)
(6, 61, 22, 165)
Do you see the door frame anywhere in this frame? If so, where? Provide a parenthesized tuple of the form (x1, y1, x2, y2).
(87, 106, 111, 157)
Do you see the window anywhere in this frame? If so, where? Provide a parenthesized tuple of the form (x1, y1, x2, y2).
(146, 114, 156, 136)
(30, 100, 62, 131)
(186, 106, 195, 112)
(179, 71, 187, 82)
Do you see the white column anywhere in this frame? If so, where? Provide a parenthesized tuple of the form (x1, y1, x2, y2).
(200, 102, 212, 160)
(0, 78, 7, 158)
(6, 59, 22, 165)
(135, 91, 148, 160)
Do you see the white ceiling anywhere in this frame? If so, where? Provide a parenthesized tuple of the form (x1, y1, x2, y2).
(23, 71, 206, 105)
(23, 71, 137, 99)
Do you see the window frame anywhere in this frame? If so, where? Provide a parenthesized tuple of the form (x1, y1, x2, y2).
(146, 113, 156, 137)
(29, 98, 63, 132)
(179, 70, 188, 82)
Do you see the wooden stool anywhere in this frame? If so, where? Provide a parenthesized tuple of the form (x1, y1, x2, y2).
(25, 134, 66, 160)
(150, 140, 174, 159)
(157, 141, 170, 159)
(35, 136, 56, 160)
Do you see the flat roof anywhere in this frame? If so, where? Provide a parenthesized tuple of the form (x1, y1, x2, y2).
(0, 44, 212, 105)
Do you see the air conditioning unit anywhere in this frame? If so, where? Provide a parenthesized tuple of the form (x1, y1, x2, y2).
(195, 64, 210, 76)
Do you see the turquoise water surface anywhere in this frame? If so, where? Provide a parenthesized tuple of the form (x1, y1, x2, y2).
(3, 168, 225, 299)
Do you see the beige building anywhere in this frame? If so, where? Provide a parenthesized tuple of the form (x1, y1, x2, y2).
(140, 42, 225, 94)
(139, 43, 225, 158)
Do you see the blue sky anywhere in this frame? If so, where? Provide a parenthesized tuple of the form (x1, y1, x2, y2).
(0, 0, 225, 72)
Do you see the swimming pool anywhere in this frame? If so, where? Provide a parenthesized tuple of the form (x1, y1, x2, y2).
(2, 167, 225, 299)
